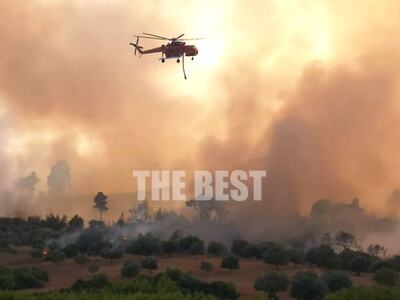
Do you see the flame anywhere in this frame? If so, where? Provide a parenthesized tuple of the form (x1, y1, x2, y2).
(43, 248, 49, 257)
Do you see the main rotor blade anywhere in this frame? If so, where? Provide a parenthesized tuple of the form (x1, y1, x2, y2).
(178, 37, 205, 41)
(142, 32, 170, 40)
(133, 35, 166, 40)
(174, 33, 185, 40)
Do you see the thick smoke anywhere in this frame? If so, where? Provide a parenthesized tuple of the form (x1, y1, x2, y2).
(0, 0, 399, 226)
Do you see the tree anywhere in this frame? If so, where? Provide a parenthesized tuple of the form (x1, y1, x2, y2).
(221, 255, 240, 273)
(142, 256, 158, 275)
(349, 255, 371, 276)
(334, 231, 358, 251)
(179, 235, 204, 252)
(262, 244, 288, 270)
(93, 192, 108, 221)
(74, 254, 90, 270)
(254, 271, 289, 300)
(367, 244, 387, 259)
(207, 242, 227, 257)
(67, 215, 84, 232)
(121, 261, 141, 279)
(231, 239, 249, 257)
(63, 243, 79, 258)
(305, 247, 320, 267)
(162, 240, 179, 258)
(287, 248, 304, 268)
(101, 247, 123, 264)
(126, 234, 161, 257)
(190, 241, 205, 256)
(373, 268, 398, 286)
(321, 271, 353, 292)
(290, 271, 329, 300)
(200, 261, 214, 272)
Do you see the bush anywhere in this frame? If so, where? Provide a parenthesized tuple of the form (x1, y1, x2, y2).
(63, 244, 79, 258)
(290, 271, 329, 300)
(207, 242, 227, 257)
(71, 274, 110, 291)
(254, 271, 289, 299)
(46, 250, 66, 266)
(200, 261, 214, 272)
(373, 268, 399, 286)
(121, 261, 142, 279)
(126, 234, 161, 257)
(11, 267, 49, 290)
(179, 236, 204, 253)
(142, 257, 158, 275)
(321, 271, 352, 292)
(287, 248, 305, 268)
(324, 286, 400, 300)
(162, 240, 179, 257)
(262, 244, 288, 270)
(231, 239, 249, 257)
(349, 256, 371, 276)
(100, 247, 123, 264)
(190, 241, 205, 256)
(220, 256, 239, 273)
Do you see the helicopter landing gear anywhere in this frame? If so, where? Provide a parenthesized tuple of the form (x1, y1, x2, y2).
(177, 59, 180, 63)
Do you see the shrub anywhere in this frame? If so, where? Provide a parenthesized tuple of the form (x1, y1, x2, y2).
(100, 247, 123, 264)
(207, 242, 227, 257)
(71, 274, 110, 291)
(349, 255, 371, 276)
(63, 244, 79, 258)
(290, 271, 329, 300)
(373, 268, 398, 286)
(142, 257, 158, 275)
(262, 244, 288, 270)
(162, 240, 179, 257)
(287, 248, 305, 268)
(231, 239, 249, 257)
(220, 256, 239, 273)
(46, 250, 66, 267)
(121, 261, 142, 279)
(324, 286, 400, 300)
(190, 241, 205, 256)
(254, 271, 289, 299)
(12, 267, 49, 290)
(200, 261, 214, 272)
(179, 236, 204, 253)
(126, 234, 161, 257)
(321, 271, 352, 292)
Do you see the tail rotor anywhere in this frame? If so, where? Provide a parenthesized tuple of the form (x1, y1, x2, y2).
(130, 36, 143, 55)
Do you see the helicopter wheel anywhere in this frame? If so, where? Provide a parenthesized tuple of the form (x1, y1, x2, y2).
(177, 59, 180, 63)
(161, 58, 165, 63)
(191, 57, 194, 60)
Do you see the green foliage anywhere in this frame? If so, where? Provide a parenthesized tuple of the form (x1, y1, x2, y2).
(254, 271, 289, 299)
(66, 215, 84, 232)
(179, 236, 204, 253)
(220, 255, 240, 272)
(126, 234, 161, 257)
(121, 261, 142, 279)
(142, 257, 158, 275)
(190, 241, 205, 256)
(93, 192, 109, 221)
(0, 291, 217, 300)
(231, 239, 249, 257)
(320, 271, 352, 292)
(76, 228, 109, 255)
(287, 248, 305, 267)
(101, 247, 123, 264)
(373, 268, 399, 286)
(71, 274, 110, 291)
(262, 244, 288, 270)
(0, 266, 48, 290)
(290, 271, 329, 300)
(63, 244, 79, 258)
(323, 286, 400, 300)
(207, 242, 227, 257)
(162, 240, 179, 257)
(349, 256, 371, 276)
(200, 261, 214, 272)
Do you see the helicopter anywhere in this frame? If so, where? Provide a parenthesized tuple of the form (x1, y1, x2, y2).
(130, 33, 202, 79)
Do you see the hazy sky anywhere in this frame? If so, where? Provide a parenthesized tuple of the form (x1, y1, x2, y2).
(0, 0, 400, 215)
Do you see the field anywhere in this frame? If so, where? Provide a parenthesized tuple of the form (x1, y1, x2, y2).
(0, 247, 374, 299)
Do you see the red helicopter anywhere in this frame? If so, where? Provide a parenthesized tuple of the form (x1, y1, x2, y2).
(130, 33, 202, 79)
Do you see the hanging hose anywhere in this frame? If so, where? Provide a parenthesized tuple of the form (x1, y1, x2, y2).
(182, 54, 187, 80)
